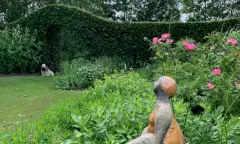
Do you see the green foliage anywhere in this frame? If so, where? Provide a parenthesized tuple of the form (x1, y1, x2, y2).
(0, 76, 81, 142)
(0, 25, 42, 73)
(1, 0, 239, 24)
(44, 0, 105, 16)
(4, 72, 154, 143)
(4, 72, 240, 143)
(134, 0, 180, 22)
(228, 29, 240, 40)
(0, 0, 106, 24)
(182, 105, 240, 144)
(0, 0, 30, 23)
(64, 74, 152, 143)
(182, 0, 240, 21)
(145, 30, 240, 115)
(103, 0, 180, 21)
(202, 31, 240, 114)
(94, 56, 127, 72)
(1, 4, 239, 70)
(55, 58, 105, 90)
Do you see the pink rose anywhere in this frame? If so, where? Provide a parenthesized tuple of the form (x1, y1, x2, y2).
(161, 33, 171, 40)
(207, 82, 215, 89)
(158, 38, 163, 44)
(231, 39, 238, 45)
(226, 38, 238, 46)
(212, 68, 221, 75)
(152, 37, 158, 44)
(185, 43, 195, 51)
(182, 40, 188, 46)
(166, 39, 173, 44)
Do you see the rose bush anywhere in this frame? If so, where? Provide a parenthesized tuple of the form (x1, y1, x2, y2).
(149, 30, 240, 115)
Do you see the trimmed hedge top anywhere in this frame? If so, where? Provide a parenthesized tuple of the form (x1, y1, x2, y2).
(1, 4, 240, 70)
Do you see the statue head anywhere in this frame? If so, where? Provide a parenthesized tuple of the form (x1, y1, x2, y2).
(153, 76, 177, 97)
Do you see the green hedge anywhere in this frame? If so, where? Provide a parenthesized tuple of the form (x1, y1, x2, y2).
(1, 4, 239, 70)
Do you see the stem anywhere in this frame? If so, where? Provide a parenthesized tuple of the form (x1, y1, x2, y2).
(169, 61, 171, 76)
(225, 90, 229, 116)
(171, 99, 175, 117)
(226, 94, 240, 115)
(225, 123, 228, 144)
(220, 125, 223, 144)
(184, 105, 189, 126)
(184, 97, 190, 126)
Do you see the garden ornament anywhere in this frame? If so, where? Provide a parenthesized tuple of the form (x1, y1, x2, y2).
(41, 64, 54, 76)
(128, 76, 185, 144)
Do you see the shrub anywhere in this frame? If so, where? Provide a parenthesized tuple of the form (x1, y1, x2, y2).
(4, 72, 154, 143)
(94, 56, 126, 72)
(0, 25, 42, 73)
(146, 30, 240, 115)
(55, 58, 105, 90)
(1, 4, 239, 69)
(4, 72, 240, 143)
(181, 105, 240, 144)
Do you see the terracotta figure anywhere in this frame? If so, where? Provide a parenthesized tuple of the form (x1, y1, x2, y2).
(128, 76, 185, 144)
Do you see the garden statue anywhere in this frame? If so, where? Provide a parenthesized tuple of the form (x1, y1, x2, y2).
(41, 64, 54, 76)
(128, 76, 185, 144)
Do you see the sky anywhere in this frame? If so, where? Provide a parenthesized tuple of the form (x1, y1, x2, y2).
(180, 13, 188, 22)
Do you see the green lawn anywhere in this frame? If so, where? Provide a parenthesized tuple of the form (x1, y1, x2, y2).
(0, 76, 81, 131)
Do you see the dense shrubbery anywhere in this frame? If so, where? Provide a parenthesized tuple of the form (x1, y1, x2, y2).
(94, 56, 127, 72)
(55, 58, 106, 90)
(55, 56, 134, 90)
(140, 30, 240, 115)
(0, 25, 42, 73)
(3, 72, 240, 143)
(4, 73, 153, 143)
(1, 4, 239, 70)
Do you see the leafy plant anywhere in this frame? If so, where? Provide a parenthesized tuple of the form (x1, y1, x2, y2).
(55, 58, 105, 90)
(3, 72, 240, 144)
(0, 25, 42, 73)
(182, 106, 240, 144)
(2, 4, 239, 69)
(94, 56, 127, 72)
(147, 30, 240, 115)
(4, 72, 154, 143)
(3, 30, 240, 144)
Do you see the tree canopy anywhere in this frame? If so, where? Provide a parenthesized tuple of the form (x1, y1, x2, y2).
(0, 0, 239, 24)
(182, 0, 240, 21)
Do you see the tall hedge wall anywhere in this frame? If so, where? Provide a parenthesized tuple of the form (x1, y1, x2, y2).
(1, 4, 239, 70)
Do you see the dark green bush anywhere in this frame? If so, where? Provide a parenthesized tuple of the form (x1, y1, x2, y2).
(94, 56, 126, 72)
(1, 4, 239, 70)
(0, 25, 42, 73)
(55, 58, 105, 90)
